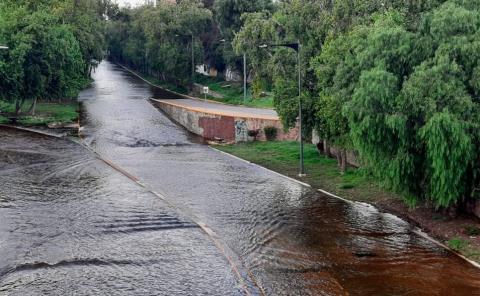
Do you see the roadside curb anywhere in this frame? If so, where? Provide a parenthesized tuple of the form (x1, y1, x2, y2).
(209, 146, 311, 188)
(209, 145, 480, 270)
(81, 144, 265, 296)
(0, 124, 65, 138)
(413, 228, 480, 269)
(0, 124, 265, 295)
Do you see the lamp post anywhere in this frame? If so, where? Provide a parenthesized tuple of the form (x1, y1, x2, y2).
(260, 41, 305, 176)
(176, 34, 195, 88)
(219, 39, 247, 103)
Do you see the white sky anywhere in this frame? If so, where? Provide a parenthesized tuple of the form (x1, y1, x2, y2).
(114, 0, 145, 7)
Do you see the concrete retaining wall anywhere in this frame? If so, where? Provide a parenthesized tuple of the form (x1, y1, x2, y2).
(151, 100, 298, 142)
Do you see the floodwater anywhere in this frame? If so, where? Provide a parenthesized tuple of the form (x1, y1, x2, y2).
(1, 61, 480, 295)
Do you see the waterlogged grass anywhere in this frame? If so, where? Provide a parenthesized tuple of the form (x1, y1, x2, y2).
(448, 237, 469, 251)
(216, 141, 389, 202)
(447, 238, 480, 261)
(195, 75, 274, 109)
(0, 100, 78, 126)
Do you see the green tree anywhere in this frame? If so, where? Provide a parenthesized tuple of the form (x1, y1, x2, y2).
(0, 0, 109, 114)
(213, 0, 273, 71)
(340, 1, 480, 208)
(106, 0, 212, 86)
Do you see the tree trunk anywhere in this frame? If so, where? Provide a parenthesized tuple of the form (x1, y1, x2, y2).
(324, 139, 331, 157)
(28, 98, 38, 116)
(336, 148, 347, 174)
(316, 142, 324, 156)
(340, 149, 347, 174)
(15, 99, 23, 116)
(336, 151, 342, 168)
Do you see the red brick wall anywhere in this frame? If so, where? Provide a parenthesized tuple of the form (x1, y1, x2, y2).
(199, 116, 235, 141)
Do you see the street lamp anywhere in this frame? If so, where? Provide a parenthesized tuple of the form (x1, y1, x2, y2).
(175, 33, 195, 87)
(259, 41, 305, 177)
(219, 39, 247, 103)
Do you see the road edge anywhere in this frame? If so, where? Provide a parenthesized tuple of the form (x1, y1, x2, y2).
(209, 145, 480, 270)
(1, 124, 266, 295)
(210, 146, 311, 188)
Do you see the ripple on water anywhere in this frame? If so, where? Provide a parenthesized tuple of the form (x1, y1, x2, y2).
(0, 128, 241, 296)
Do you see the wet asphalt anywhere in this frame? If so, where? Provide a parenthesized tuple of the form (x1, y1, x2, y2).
(1, 61, 480, 295)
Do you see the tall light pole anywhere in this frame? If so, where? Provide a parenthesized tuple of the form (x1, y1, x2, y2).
(243, 52, 247, 103)
(175, 33, 195, 88)
(260, 41, 305, 176)
(191, 34, 195, 87)
(219, 39, 247, 103)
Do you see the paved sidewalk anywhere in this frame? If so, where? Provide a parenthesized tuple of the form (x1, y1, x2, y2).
(151, 98, 279, 120)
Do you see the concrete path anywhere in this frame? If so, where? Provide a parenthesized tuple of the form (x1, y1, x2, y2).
(151, 98, 279, 120)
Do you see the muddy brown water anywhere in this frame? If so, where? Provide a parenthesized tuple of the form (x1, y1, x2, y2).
(1, 61, 480, 295)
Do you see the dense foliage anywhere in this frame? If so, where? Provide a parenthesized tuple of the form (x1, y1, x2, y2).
(106, 0, 212, 86)
(341, 2, 480, 208)
(235, 0, 480, 209)
(0, 0, 109, 113)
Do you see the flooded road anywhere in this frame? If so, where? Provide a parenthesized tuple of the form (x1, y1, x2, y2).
(0, 128, 240, 295)
(2, 61, 480, 295)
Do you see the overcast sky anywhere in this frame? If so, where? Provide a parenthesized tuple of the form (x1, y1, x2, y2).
(114, 0, 145, 7)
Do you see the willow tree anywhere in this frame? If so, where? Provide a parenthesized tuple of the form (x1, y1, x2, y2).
(342, 1, 480, 208)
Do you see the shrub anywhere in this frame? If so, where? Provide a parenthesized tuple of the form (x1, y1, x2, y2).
(248, 129, 260, 140)
(465, 225, 480, 236)
(448, 238, 468, 251)
(264, 126, 278, 141)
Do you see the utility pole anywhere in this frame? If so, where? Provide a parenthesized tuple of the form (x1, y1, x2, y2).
(297, 40, 304, 176)
(175, 33, 195, 88)
(243, 53, 247, 103)
(259, 41, 305, 176)
(191, 34, 195, 87)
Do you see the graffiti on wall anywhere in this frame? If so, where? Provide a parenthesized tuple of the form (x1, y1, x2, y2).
(235, 120, 248, 142)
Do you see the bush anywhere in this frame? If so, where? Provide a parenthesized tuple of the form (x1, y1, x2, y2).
(448, 238, 468, 251)
(264, 126, 278, 141)
(465, 225, 480, 236)
(251, 76, 265, 99)
(248, 129, 260, 141)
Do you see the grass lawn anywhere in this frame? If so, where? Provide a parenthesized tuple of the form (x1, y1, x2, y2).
(216, 141, 393, 203)
(0, 100, 79, 126)
(195, 75, 274, 109)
